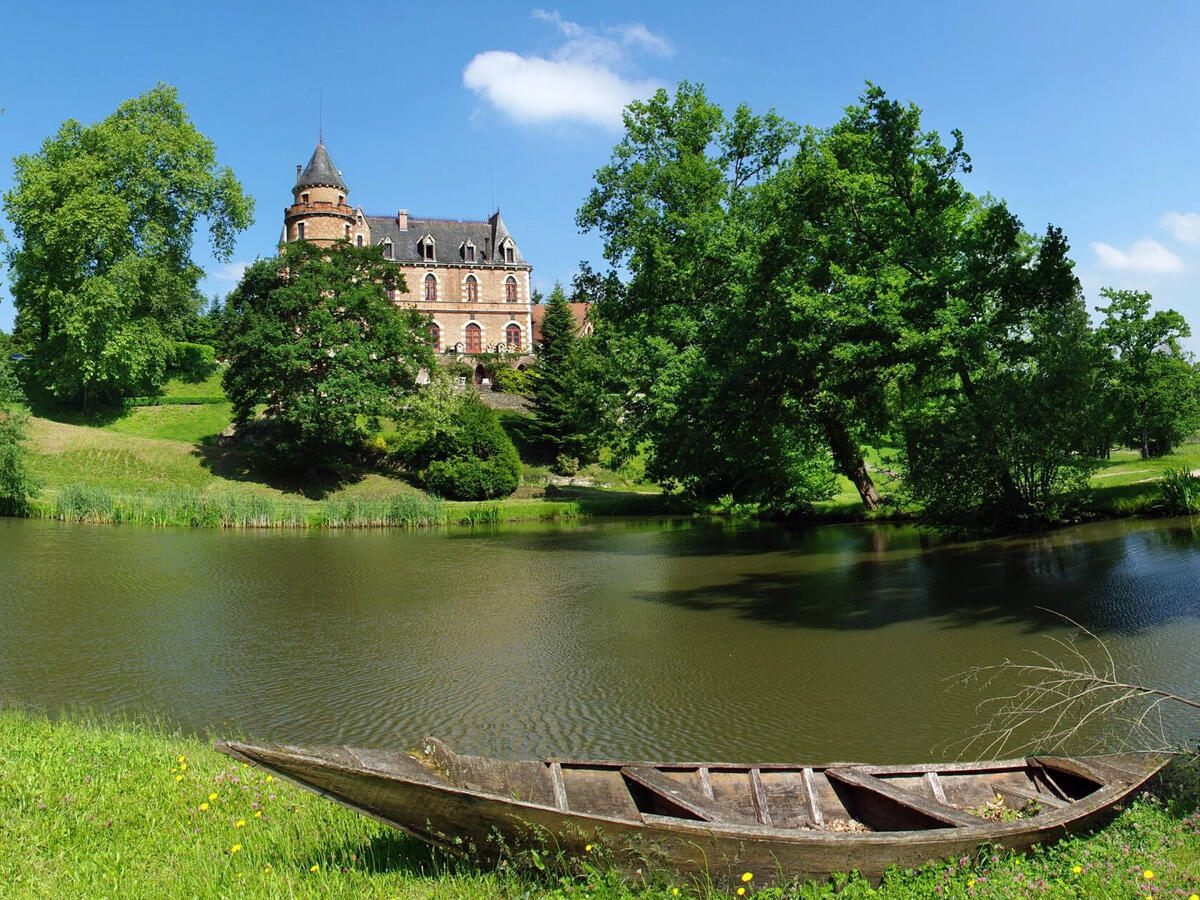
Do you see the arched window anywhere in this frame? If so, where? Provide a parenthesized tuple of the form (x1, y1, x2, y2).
(356, 234, 363, 248)
(465, 322, 482, 353)
(297, 221, 305, 240)
(505, 276, 518, 303)
(429, 323, 441, 351)
(465, 274, 478, 302)
(505, 324, 522, 350)
(424, 274, 437, 303)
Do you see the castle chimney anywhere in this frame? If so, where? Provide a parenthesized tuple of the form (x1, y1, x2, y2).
(397, 209, 408, 231)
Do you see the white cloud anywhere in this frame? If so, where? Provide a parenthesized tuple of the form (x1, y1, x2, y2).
(1162, 211, 1200, 245)
(463, 11, 670, 129)
(211, 261, 249, 282)
(1091, 239, 1185, 274)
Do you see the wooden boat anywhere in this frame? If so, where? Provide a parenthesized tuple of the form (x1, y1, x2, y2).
(215, 737, 1166, 886)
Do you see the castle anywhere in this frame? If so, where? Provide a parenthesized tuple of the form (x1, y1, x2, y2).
(281, 141, 533, 360)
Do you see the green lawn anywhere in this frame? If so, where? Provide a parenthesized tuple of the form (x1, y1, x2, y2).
(1, 708, 1198, 900)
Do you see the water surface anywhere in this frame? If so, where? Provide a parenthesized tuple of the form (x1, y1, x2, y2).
(2, 515, 1199, 762)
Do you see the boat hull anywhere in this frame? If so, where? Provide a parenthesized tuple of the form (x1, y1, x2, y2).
(215, 740, 1166, 886)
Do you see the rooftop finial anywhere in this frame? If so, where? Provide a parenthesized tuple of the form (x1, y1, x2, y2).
(319, 85, 323, 144)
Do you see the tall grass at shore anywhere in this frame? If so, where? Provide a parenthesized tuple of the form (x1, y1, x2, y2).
(36, 483, 587, 529)
(1, 708, 1199, 899)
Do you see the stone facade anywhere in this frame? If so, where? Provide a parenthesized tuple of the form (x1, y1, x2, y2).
(282, 141, 533, 359)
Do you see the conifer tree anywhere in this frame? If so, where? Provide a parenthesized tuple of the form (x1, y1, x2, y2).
(530, 283, 583, 457)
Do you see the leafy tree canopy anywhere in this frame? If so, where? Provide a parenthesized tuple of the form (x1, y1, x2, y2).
(222, 240, 434, 471)
(3, 83, 253, 405)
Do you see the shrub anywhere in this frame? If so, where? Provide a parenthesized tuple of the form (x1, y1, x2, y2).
(1158, 467, 1200, 515)
(492, 366, 537, 395)
(167, 342, 217, 383)
(552, 453, 580, 476)
(414, 394, 521, 500)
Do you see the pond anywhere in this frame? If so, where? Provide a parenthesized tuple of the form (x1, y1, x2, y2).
(2, 515, 1199, 763)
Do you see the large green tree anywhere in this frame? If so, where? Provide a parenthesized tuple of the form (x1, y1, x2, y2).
(578, 83, 835, 510)
(1096, 288, 1198, 458)
(0, 352, 38, 515)
(222, 240, 433, 471)
(3, 84, 253, 405)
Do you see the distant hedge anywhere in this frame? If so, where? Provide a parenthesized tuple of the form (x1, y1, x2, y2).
(122, 395, 228, 408)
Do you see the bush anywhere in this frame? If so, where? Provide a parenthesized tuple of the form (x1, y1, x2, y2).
(167, 342, 217, 383)
(1158, 467, 1200, 515)
(414, 393, 521, 500)
(492, 366, 537, 395)
(552, 453, 580, 476)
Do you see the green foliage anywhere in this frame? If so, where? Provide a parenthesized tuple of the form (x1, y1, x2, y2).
(412, 393, 521, 500)
(167, 340, 217, 382)
(222, 240, 433, 471)
(3, 83, 253, 405)
(1157, 468, 1200, 516)
(1097, 289, 1200, 459)
(0, 353, 39, 514)
(492, 364, 536, 394)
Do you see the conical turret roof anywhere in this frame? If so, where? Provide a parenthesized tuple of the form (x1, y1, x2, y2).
(294, 141, 348, 192)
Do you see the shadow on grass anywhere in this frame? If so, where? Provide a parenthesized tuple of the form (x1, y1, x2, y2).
(544, 484, 677, 516)
(191, 439, 368, 500)
(324, 828, 476, 878)
(27, 394, 128, 428)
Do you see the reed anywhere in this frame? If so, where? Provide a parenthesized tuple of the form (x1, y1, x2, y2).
(1158, 467, 1200, 515)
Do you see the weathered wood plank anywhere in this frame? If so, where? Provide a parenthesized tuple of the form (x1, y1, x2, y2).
(1030, 756, 1109, 788)
(924, 772, 947, 805)
(996, 783, 1068, 811)
(801, 767, 825, 827)
(826, 768, 980, 829)
(621, 766, 757, 825)
(549, 762, 569, 811)
(749, 768, 773, 827)
(698, 766, 715, 800)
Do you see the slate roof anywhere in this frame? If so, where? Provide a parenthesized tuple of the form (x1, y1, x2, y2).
(295, 142, 348, 192)
(365, 210, 529, 268)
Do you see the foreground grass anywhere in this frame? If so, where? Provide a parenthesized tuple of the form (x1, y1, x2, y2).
(2, 709, 1199, 899)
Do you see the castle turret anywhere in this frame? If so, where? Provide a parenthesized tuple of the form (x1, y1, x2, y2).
(282, 141, 356, 246)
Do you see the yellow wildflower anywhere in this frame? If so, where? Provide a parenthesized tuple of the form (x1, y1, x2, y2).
(1189, 894, 1198, 900)
(177, 755, 186, 763)
(1144, 870, 1154, 880)
(263, 865, 272, 873)
(174, 774, 183, 782)
(229, 844, 242, 854)
(742, 872, 753, 882)
(179, 763, 187, 772)
(235, 820, 245, 828)
(265, 775, 274, 782)
(1072, 865, 1082, 874)
(968, 879, 975, 887)
(584, 844, 592, 852)
(253, 810, 262, 818)
(310, 864, 319, 872)
(672, 890, 679, 897)
(199, 803, 209, 811)
(736, 890, 745, 898)
(208, 793, 218, 802)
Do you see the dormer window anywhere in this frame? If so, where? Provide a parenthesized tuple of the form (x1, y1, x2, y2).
(419, 236, 435, 261)
(500, 239, 515, 264)
(463, 242, 476, 263)
(382, 240, 393, 260)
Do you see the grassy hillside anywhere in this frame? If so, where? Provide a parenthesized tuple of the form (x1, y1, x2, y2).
(20, 375, 665, 527)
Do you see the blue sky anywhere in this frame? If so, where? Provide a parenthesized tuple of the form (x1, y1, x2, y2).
(2, 0, 1199, 343)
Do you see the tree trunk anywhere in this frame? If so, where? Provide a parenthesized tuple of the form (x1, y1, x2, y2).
(1140, 402, 1150, 460)
(823, 415, 880, 510)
